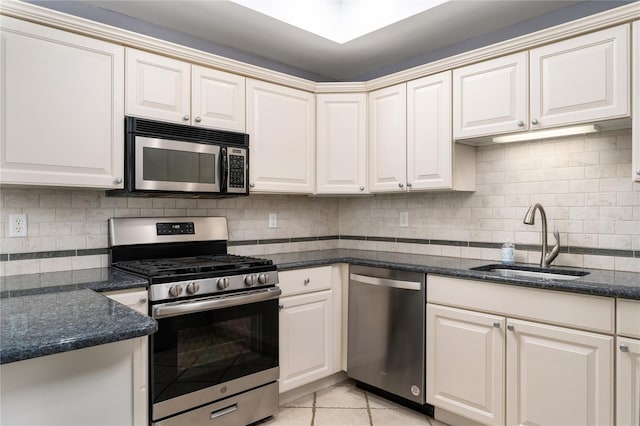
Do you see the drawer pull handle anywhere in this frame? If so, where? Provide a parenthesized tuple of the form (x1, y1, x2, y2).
(211, 404, 237, 420)
(620, 344, 629, 353)
(304, 278, 310, 285)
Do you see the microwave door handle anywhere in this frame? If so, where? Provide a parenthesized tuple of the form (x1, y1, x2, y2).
(220, 146, 228, 192)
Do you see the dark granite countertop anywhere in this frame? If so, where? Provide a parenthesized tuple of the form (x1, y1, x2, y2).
(0, 267, 148, 299)
(267, 249, 640, 300)
(0, 289, 157, 364)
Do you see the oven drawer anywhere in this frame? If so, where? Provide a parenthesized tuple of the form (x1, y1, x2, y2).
(152, 381, 278, 426)
(278, 266, 332, 297)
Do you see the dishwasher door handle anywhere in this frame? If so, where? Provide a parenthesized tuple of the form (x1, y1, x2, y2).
(350, 273, 422, 291)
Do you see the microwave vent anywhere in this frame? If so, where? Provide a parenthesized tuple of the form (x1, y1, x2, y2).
(127, 117, 248, 146)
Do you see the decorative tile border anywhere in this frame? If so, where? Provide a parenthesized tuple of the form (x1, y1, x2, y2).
(0, 236, 636, 261)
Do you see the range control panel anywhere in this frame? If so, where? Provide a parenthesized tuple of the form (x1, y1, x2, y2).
(156, 222, 195, 235)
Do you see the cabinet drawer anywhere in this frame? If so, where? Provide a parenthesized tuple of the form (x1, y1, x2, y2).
(104, 288, 148, 314)
(278, 266, 332, 297)
(617, 299, 640, 338)
(428, 275, 614, 333)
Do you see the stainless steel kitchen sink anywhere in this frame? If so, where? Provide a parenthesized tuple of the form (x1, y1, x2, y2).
(470, 264, 589, 281)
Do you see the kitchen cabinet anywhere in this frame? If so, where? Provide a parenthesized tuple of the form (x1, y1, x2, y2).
(633, 21, 640, 182)
(616, 299, 640, 426)
(104, 288, 149, 426)
(369, 75, 475, 193)
(316, 93, 368, 194)
(126, 48, 246, 132)
(454, 24, 630, 140)
(0, 16, 125, 189)
(427, 275, 614, 426)
(246, 79, 315, 193)
(278, 266, 341, 393)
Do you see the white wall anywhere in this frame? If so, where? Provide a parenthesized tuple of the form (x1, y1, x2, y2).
(0, 129, 637, 276)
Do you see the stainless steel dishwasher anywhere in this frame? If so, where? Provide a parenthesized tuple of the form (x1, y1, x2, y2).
(347, 265, 428, 407)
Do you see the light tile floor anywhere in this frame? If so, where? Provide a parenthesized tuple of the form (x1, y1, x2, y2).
(258, 380, 450, 426)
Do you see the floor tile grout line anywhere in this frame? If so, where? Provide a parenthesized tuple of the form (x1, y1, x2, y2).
(364, 391, 374, 426)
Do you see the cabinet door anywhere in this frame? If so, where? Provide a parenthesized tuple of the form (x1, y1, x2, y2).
(616, 337, 640, 426)
(246, 79, 315, 193)
(126, 48, 191, 124)
(192, 65, 245, 132)
(530, 24, 629, 129)
(279, 290, 333, 393)
(426, 304, 505, 426)
(368, 83, 407, 192)
(633, 21, 640, 182)
(316, 93, 367, 194)
(407, 71, 452, 190)
(453, 52, 528, 139)
(0, 16, 124, 189)
(506, 319, 613, 426)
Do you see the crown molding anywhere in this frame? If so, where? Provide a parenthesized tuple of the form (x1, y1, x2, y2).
(1, 0, 638, 94)
(0, 0, 317, 92)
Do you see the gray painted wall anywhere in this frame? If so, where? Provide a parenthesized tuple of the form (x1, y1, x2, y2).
(29, 0, 634, 81)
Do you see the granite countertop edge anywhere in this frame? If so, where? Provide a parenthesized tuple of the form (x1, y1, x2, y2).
(268, 249, 640, 300)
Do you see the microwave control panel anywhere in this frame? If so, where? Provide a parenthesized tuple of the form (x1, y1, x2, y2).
(227, 147, 247, 192)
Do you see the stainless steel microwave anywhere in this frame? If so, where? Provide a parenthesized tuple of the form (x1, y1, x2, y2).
(108, 117, 249, 198)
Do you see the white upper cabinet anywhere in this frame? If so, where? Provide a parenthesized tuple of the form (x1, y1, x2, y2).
(632, 21, 639, 182)
(530, 24, 629, 129)
(126, 48, 245, 132)
(454, 24, 630, 140)
(0, 16, 125, 189)
(246, 79, 315, 193)
(368, 83, 407, 192)
(316, 93, 367, 194)
(453, 52, 529, 139)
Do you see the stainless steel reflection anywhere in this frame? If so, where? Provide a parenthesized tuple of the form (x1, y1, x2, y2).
(153, 287, 281, 319)
(153, 367, 279, 423)
(347, 265, 426, 404)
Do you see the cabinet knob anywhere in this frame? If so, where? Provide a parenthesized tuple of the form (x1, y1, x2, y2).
(636, 169, 640, 176)
(531, 118, 539, 125)
(183, 114, 190, 121)
(406, 182, 412, 188)
(249, 183, 255, 188)
(620, 344, 629, 353)
(507, 324, 515, 331)
(398, 183, 404, 188)
(138, 298, 147, 305)
(517, 120, 525, 127)
(359, 186, 365, 191)
(303, 278, 310, 285)
(195, 117, 202, 123)
(114, 177, 123, 184)
(278, 304, 284, 310)
(493, 322, 501, 328)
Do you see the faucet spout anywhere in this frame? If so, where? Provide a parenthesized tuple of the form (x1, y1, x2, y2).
(523, 203, 560, 268)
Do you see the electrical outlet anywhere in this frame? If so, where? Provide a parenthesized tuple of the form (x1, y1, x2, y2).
(268, 213, 278, 228)
(400, 211, 409, 228)
(9, 214, 28, 237)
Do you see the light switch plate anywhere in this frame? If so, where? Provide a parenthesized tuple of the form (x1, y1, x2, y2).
(268, 213, 278, 228)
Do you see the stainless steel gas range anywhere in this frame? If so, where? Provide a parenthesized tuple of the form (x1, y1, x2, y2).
(108, 216, 280, 426)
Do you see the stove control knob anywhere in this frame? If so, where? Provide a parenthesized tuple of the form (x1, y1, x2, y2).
(186, 282, 199, 294)
(258, 273, 268, 284)
(168, 285, 183, 298)
(217, 278, 229, 290)
(244, 275, 256, 286)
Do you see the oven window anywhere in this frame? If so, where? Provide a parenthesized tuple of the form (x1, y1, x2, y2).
(151, 298, 278, 404)
(143, 147, 216, 184)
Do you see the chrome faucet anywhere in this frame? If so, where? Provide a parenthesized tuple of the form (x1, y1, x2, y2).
(523, 203, 560, 268)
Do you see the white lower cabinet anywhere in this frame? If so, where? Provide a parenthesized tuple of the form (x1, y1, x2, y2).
(278, 266, 341, 393)
(616, 337, 640, 426)
(427, 275, 615, 426)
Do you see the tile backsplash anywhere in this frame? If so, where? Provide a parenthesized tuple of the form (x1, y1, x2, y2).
(1, 129, 638, 276)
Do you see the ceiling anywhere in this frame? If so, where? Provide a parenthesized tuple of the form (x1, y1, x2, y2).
(72, 0, 629, 81)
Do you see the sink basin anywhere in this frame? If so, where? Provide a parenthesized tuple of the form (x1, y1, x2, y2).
(470, 264, 589, 281)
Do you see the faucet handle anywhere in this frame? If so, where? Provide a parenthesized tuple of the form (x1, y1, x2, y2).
(544, 230, 561, 267)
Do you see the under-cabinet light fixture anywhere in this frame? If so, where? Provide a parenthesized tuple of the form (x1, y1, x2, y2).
(492, 124, 600, 143)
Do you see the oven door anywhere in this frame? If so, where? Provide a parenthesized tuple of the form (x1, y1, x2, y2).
(134, 136, 221, 192)
(150, 287, 280, 422)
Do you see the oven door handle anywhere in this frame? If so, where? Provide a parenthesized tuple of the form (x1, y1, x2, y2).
(153, 286, 282, 319)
